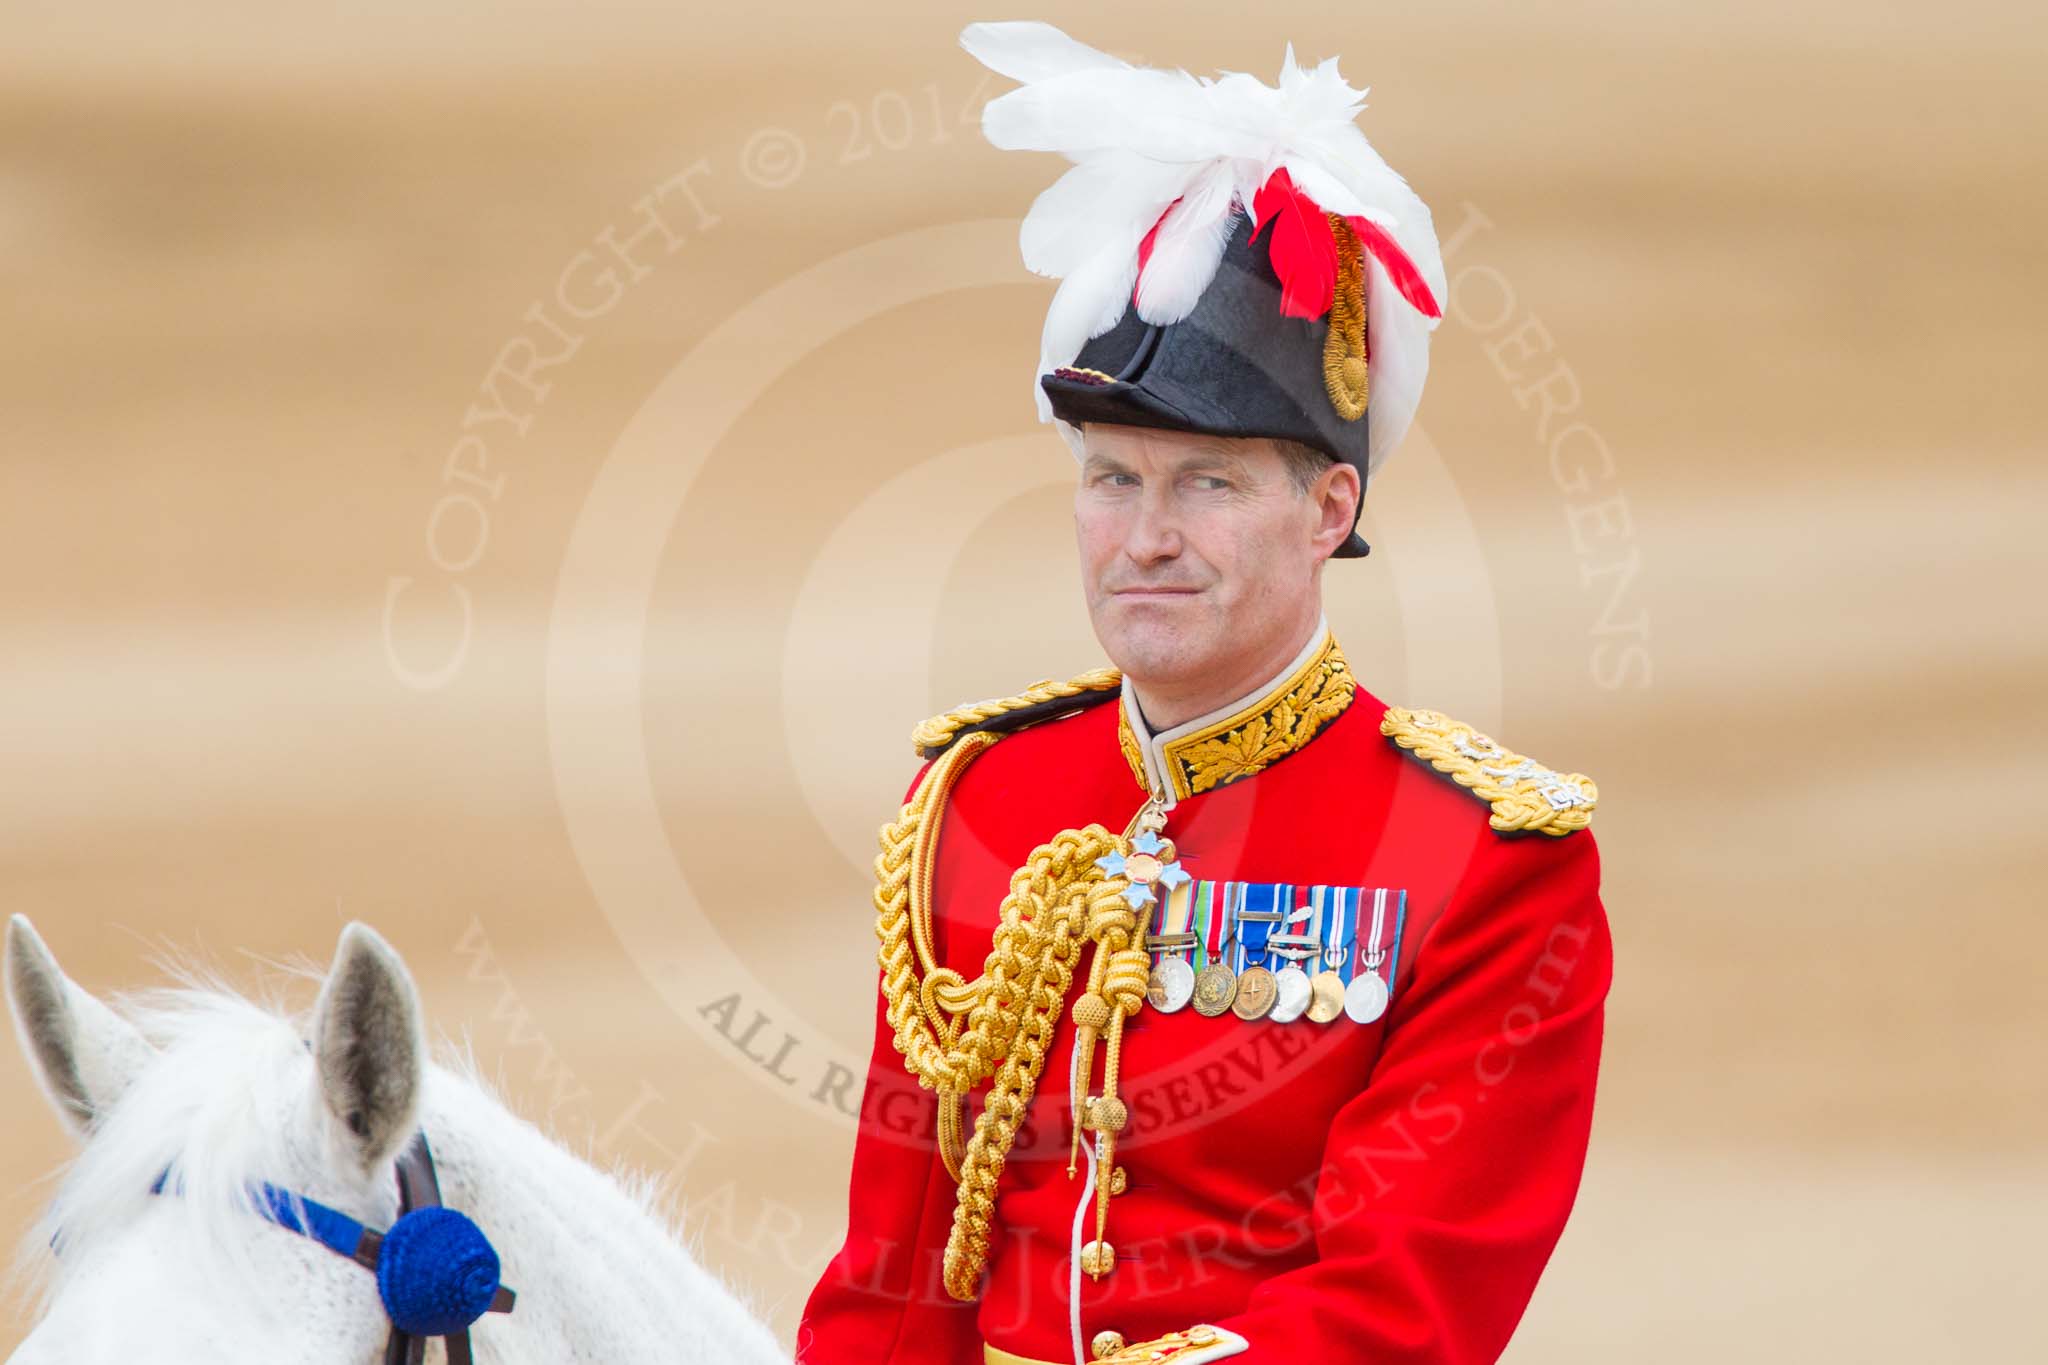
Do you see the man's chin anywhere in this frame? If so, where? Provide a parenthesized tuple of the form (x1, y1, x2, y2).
(1092, 612, 1214, 686)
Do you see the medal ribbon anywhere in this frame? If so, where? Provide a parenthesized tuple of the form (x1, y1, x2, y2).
(1234, 883, 1283, 970)
(1264, 887, 1315, 968)
(1195, 881, 1225, 970)
(1359, 888, 1389, 985)
(1325, 887, 1358, 984)
(1215, 882, 1240, 970)
(1281, 888, 1322, 965)
(1383, 890, 1408, 996)
(1156, 879, 1195, 960)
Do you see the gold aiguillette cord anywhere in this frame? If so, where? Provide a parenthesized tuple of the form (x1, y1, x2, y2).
(874, 732, 1160, 1300)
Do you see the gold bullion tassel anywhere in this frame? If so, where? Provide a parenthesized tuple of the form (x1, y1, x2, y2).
(874, 732, 1158, 1302)
(1323, 212, 1369, 422)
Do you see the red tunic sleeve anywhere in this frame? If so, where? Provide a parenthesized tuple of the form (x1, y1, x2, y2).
(1205, 826, 1613, 1363)
(796, 764, 981, 1365)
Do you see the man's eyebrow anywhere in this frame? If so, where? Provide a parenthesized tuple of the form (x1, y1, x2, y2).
(1081, 444, 1249, 475)
(1176, 444, 1254, 473)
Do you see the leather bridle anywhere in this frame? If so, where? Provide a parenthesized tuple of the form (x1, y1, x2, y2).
(373, 1132, 516, 1365)
(143, 1129, 517, 1363)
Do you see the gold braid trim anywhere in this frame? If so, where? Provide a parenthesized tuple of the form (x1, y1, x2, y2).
(1120, 633, 1356, 803)
(1116, 709, 1148, 795)
(909, 668, 1123, 758)
(875, 731, 1154, 1301)
(1323, 212, 1369, 422)
(1380, 706, 1598, 836)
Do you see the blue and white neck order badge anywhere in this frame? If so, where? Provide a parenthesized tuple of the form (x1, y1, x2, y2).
(1144, 881, 1406, 1026)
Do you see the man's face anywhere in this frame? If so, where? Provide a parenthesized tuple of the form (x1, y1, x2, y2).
(1074, 423, 1358, 693)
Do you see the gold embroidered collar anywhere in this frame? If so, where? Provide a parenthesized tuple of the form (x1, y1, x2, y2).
(1116, 623, 1356, 806)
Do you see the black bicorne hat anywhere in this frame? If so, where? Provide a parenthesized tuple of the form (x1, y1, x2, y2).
(1041, 212, 1377, 557)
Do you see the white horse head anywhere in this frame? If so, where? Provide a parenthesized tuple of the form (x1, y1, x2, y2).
(3, 915, 786, 1364)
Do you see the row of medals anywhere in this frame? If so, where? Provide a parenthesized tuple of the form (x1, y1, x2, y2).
(1117, 822, 1389, 1026)
(1147, 945, 1388, 1025)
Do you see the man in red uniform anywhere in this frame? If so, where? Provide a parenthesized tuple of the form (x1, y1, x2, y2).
(798, 22, 1611, 1365)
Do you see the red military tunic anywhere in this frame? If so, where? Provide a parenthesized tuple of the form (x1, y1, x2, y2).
(799, 630, 1611, 1365)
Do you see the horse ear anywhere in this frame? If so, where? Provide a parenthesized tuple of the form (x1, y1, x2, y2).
(311, 922, 425, 1175)
(5, 914, 155, 1140)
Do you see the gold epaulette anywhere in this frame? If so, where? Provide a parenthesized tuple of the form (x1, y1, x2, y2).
(1380, 706, 1597, 837)
(910, 668, 1123, 759)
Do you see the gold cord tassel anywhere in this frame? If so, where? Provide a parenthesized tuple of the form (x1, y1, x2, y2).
(1083, 937, 1150, 1272)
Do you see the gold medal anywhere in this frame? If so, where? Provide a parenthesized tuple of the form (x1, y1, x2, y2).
(1231, 965, 1277, 1020)
(1191, 962, 1237, 1017)
(1307, 970, 1347, 1023)
(1121, 851, 1164, 883)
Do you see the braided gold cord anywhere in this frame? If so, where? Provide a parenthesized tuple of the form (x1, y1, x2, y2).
(941, 837, 1130, 1300)
(908, 668, 1122, 758)
(876, 736, 1018, 1095)
(874, 731, 1149, 1299)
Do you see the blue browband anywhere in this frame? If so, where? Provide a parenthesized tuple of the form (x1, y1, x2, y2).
(149, 1131, 515, 1364)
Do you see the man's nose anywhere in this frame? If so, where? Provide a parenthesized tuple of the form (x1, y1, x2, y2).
(1124, 486, 1183, 563)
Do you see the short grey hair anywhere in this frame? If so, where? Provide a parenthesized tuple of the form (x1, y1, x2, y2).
(1270, 437, 1333, 495)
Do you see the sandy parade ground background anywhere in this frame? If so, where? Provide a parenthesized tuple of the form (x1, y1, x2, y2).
(3, 1, 2044, 1358)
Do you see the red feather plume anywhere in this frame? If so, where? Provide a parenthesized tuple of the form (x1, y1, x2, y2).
(1249, 168, 1339, 319)
(1146, 175, 1444, 323)
(1344, 214, 1442, 319)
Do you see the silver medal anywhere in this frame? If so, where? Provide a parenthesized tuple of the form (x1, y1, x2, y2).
(1344, 969, 1389, 1024)
(1344, 888, 1392, 1024)
(1269, 965, 1312, 1023)
(1148, 956, 1196, 1013)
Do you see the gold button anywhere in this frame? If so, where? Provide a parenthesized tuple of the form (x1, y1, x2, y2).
(1090, 1329, 1126, 1359)
(1079, 1239, 1116, 1278)
(1188, 1326, 1219, 1346)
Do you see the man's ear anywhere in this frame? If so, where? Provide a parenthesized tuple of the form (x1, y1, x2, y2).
(1310, 461, 1362, 560)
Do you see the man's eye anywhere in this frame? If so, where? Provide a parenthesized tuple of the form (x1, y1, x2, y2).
(1105, 473, 1139, 487)
(1191, 475, 1230, 491)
